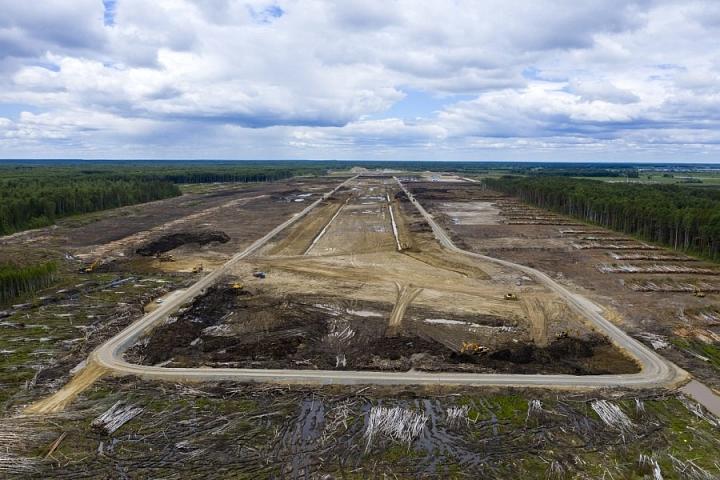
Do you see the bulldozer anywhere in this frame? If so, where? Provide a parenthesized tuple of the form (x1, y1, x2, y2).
(460, 342, 488, 355)
(155, 253, 175, 263)
(504, 293, 518, 301)
(230, 282, 244, 291)
(192, 264, 204, 274)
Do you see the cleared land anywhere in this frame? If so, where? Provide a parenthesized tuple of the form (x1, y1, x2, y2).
(409, 180, 720, 392)
(4, 173, 720, 479)
(112, 176, 649, 380)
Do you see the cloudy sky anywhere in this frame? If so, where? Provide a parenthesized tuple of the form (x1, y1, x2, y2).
(1, 0, 719, 161)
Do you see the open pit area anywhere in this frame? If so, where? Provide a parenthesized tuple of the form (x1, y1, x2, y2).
(406, 180, 720, 389)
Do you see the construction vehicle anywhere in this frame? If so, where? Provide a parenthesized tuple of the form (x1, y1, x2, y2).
(155, 253, 175, 262)
(192, 264, 204, 274)
(460, 342, 488, 355)
(230, 282, 244, 291)
(253, 271, 266, 279)
(694, 288, 706, 298)
(79, 259, 100, 274)
(504, 293, 518, 301)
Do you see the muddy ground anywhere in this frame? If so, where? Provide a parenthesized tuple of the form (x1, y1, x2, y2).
(128, 286, 637, 375)
(1, 177, 342, 270)
(121, 176, 637, 376)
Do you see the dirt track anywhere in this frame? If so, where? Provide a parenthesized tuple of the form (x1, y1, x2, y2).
(387, 283, 423, 336)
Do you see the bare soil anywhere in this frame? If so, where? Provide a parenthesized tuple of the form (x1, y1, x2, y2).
(129, 286, 636, 374)
(406, 180, 720, 387)
(128, 177, 638, 376)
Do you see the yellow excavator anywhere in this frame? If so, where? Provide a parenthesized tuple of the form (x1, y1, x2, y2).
(80, 259, 100, 273)
(230, 282, 244, 291)
(504, 293, 518, 301)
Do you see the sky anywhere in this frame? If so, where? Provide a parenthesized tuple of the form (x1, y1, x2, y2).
(0, 1, 719, 162)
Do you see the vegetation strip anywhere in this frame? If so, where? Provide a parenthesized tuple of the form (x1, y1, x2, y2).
(0, 261, 57, 304)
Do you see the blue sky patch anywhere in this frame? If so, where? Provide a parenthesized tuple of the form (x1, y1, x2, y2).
(103, 0, 117, 26)
(0, 103, 42, 121)
(249, 4, 284, 24)
(374, 89, 473, 121)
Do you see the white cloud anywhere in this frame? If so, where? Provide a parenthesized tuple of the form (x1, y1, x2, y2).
(0, 0, 719, 160)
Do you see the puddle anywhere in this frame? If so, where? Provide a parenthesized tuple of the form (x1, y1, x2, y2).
(681, 380, 720, 417)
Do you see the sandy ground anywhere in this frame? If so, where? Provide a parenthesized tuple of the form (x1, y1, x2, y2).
(439, 201, 503, 225)
(0, 178, 342, 265)
(228, 178, 597, 350)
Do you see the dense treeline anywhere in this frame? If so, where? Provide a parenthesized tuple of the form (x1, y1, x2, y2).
(2, 159, 686, 176)
(2, 160, 718, 236)
(0, 163, 330, 235)
(144, 168, 296, 183)
(485, 176, 720, 261)
(0, 176, 180, 235)
(0, 261, 57, 304)
(77, 163, 324, 183)
(521, 168, 639, 178)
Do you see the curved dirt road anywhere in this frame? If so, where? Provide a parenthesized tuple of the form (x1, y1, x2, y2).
(393, 177, 684, 388)
(29, 175, 686, 413)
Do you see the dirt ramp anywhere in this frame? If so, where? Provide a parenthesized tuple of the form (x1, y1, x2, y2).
(25, 362, 108, 414)
(136, 230, 230, 256)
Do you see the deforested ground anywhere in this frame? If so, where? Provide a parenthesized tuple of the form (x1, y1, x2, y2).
(4, 378, 720, 479)
(2, 173, 720, 479)
(405, 180, 720, 390)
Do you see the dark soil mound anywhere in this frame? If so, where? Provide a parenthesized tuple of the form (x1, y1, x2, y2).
(136, 230, 230, 256)
(139, 286, 242, 365)
(131, 289, 638, 375)
(486, 334, 635, 375)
